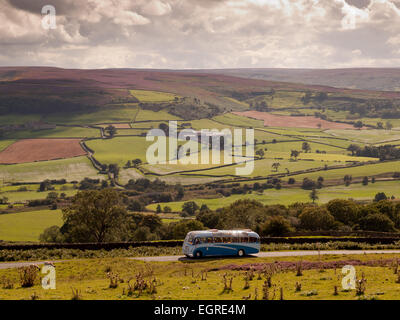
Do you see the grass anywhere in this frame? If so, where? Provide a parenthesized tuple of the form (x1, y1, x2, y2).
(130, 90, 178, 102)
(182, 159, 337, 178)
(327, 129, 400, 144)
(86, 136, 154, 166)
(0, 209, 62, 242)
(135, 109, 182, 122)
(290, 160, 400, 181)
(0, 140, 16, 152)
(0, 157, 103, 183)
(1, 189, 77, 203)
(44, 106, 140, 125)
(1, 253, 400, 299)
(4, 127, 100, 139)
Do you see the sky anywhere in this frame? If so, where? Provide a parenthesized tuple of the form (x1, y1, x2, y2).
(0, 0, 400, 69)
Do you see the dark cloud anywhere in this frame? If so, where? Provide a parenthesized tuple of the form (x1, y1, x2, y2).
(345, 0, 371, 9)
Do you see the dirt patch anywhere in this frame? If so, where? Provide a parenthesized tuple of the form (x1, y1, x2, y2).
(234, 111, 357, 130)
(213, 258, 397, 272)
(0, 139, 86, 164)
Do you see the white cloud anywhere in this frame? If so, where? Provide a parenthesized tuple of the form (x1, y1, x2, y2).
(0, 0, 398, 68)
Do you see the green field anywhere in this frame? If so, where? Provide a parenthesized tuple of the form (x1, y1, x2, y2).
(44, 106, 140, 125)
(135, 109, 182, 122)
(0, 209, 62, 242)
(86, 136, 153, 166)
(130, 90, 178, 102)
(5, 126, 100, 139)
(0, 157, 103, 183)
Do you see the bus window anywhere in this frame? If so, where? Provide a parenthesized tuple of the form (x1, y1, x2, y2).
(214, 237, 223, 243)
(249, 237, 259, 243)
(223, 237, 232, 243)
(204, 237, 213, 243)
(232, 237, 239, 243)
(194, 238, 201, 245)
(240, 237, 248, 243)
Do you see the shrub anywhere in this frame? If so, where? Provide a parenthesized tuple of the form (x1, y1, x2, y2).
(359, 213, 396, 232)
(19, 265, 39, 288)
(261, 216, 293, 237)
(299, 207, 336, 231)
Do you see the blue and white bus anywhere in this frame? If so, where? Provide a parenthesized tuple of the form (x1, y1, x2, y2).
(183, 229, 260, 258)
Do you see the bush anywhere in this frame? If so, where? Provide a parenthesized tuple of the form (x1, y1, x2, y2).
(299, 207, 336, 231)
(261, 216, 293, 237)
(19, 265, 39, 288)
(374, 192, 388, 202)
(359, 213, 396, 232)
(39, 226, 64, 243)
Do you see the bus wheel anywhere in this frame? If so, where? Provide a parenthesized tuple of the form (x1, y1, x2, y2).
(195, 251, 202, 259)
(237, 249, 245, 257)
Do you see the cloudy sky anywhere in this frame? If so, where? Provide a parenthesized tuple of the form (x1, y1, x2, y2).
(1, 0, 399, 69)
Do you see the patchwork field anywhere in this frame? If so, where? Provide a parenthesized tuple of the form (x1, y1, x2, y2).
(0, 209, 62, 242)
(234, 111, 356, 130)
(0, 139, 86, 164)
(0, 157, 102, 183)
(130, 89, 178, 102)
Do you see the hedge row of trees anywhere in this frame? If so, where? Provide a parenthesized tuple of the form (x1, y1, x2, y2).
(197, 198, 400, 236)
(40, 189, 400, 243)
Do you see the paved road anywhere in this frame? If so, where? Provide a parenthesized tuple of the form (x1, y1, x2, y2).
(2, 250, 400, 269)
(0, 261, 54, 270)
(132, 250, 400, 262)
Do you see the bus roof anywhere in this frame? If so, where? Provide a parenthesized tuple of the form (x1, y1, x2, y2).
(187, 230, 260, 238)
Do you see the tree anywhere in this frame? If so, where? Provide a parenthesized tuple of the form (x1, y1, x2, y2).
(156, 204, 162, 214)
(299, 207, 336, 231)
(344, 175, 352, 186)
(39, 226, 64, 243)
(176, 186, 184, 201)
(347, 144, 360, 156)
(108, 164, 120, 179)
(362, 176, 369, 186)
(159, 123, 169, 135)
(105, 125, 117, 138)
(200, 204, 210, 213)
(377, 122, 384, 129)
(261, 216, 293, 237)
(309, 189, 318, 203)
(374, 192, 388, 202)
(182, 201, 199, 216)
(164, 206, 172, 213)
(61, 189, 128, 243)
(256, 149, 265, 158)
(132, 159, 142, 168)
(326, 199, 359, 226)
(386, 121, 393, 131)
(354, 121, 363, 129)
(171, 220, 205, 239)
(359, 213, 396, 232)
(272, 162, 281, 172)
(291, 150, 300, 161)
(302, 142, 311, 153)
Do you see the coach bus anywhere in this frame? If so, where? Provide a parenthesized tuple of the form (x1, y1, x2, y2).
(182, 229, 260, 258)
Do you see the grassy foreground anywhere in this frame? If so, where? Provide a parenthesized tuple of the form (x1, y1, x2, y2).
(1, 253, 400, 300)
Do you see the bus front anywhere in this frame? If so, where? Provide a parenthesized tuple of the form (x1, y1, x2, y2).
(182, 232, 196, 257)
